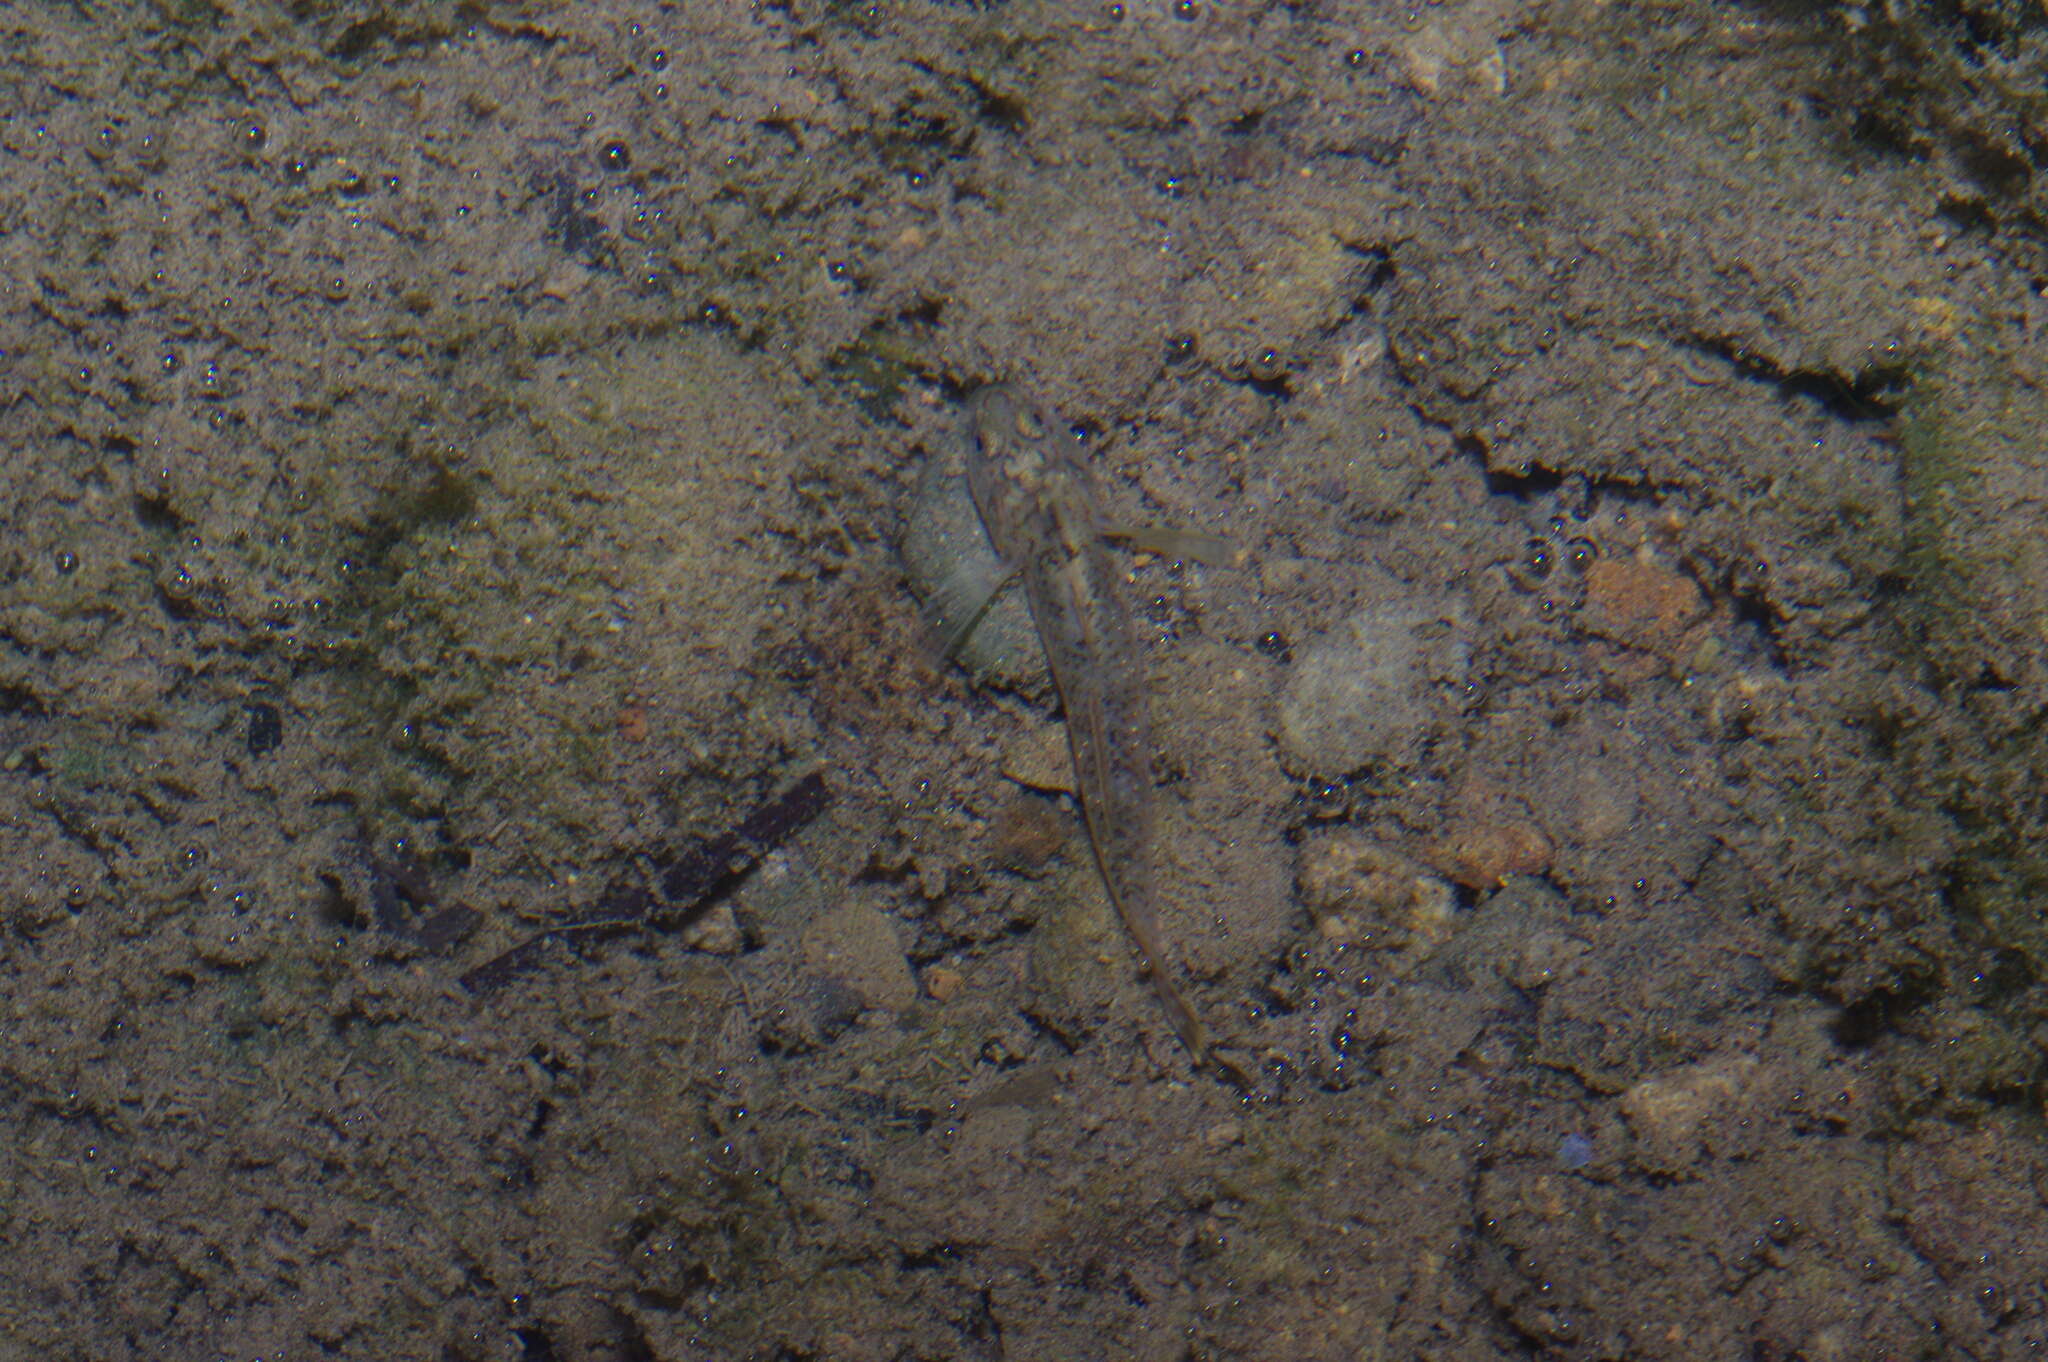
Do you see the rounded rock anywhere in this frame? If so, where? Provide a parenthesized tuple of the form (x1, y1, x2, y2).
(899, 424, 1049, 694)
(1275, 594, 1473, 778)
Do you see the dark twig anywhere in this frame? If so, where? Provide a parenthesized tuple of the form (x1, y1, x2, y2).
(457, 770, 832, 994)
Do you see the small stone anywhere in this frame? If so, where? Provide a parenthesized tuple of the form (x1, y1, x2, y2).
(988, 789, 1067, 874)
(1507, 929, 1591, 990)
(900, 427, 1048, 692)
(1295, 829, 1456, 949)
(1204, 1120, 1245, 1148)
(680, 903, 744, 954)
(1620, 1055, 1759, 1175)
(1258, 555, 1310, 595)
(1579, 554, 1707, 660)
(923, 965, 965, 1002)
(1275, 595, 1472, 778)
(616, 703, 649, 742)
(1424, 819, 1553, 890)
(1000, 721, 1074, 794)
(539, 260, 590, 301)
(800, 903, 917, 1013)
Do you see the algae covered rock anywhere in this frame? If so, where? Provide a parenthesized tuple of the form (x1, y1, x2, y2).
(1274, 594, 1473, 780)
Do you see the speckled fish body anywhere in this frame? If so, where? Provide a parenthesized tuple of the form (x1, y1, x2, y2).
(961, 384, 1212, 1064)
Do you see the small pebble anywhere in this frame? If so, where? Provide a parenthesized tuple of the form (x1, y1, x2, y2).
(1424, 819, 1553, 889)
(799, 902, 916, 1013)
(988, 789, 1067, 874)
(1000, 721, 1073, 794)
(246, 701, 283, 755)
(923, 965, 965, 1002)
(1296, 828, 1455, 948)
(1579, 555, 1707, 660)
(681, 903, 744, 954)
(1507, 929, 1591, 990)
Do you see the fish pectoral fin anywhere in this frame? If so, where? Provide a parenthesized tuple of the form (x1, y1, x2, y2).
(1152, 975, 1259, 1091)
(1205, 1043, 1259, 1092)
(924, 558, 1020, 661)
(1101, 523, 1244, 569)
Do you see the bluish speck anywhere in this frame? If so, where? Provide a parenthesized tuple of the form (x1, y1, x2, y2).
(1558, 1132, 1594, 1169)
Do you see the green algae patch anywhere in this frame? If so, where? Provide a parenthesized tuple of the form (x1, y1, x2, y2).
(1896, 378, 1986, 677)
(1885, 316, 2048, 989)
(1893, 323, 2048, 694)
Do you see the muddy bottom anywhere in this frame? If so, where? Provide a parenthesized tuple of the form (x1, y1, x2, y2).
(2, 1, 2046, 1358)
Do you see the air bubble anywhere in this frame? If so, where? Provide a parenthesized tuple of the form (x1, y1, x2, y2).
(1506, 537, 1553, 591)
